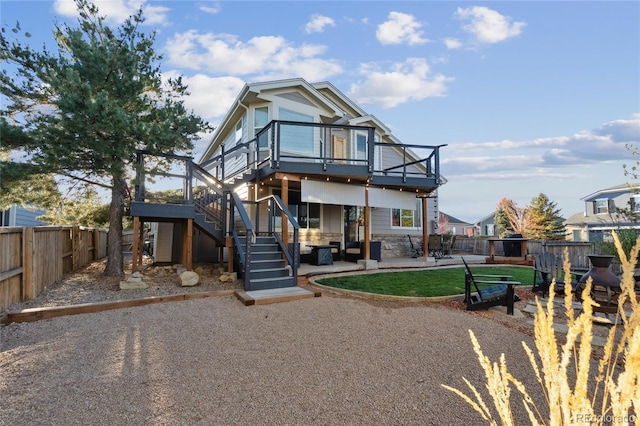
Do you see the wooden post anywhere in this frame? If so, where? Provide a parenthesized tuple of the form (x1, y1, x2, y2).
(421, 196, 428, 254)
(93, 228, 100, 261)
(138, 220, 144, 265)
(182, 219, 193, 271)
(226, 237, 234, 273)
(132, 216, 140, 273)
(72, 226, 80, 271)
(364, 186, 370, 260)
(22, 227, 34, 300)
(281, 177, 289, 263)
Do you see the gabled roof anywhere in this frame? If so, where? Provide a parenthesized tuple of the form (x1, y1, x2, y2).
(581, 183, 640, 202)
(475, 211, 497, 225)
(200, 78, 346, 162)
(440, 212, 472, 225)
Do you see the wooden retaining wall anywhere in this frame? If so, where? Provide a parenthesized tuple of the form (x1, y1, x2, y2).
(0, 226, 108, 311)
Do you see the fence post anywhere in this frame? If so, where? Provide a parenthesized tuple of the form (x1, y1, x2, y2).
(72, 226, 80, 271)
(22, 227, 35, 300)
(93, 228, 100, 261)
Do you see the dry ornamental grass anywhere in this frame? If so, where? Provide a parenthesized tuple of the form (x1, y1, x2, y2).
(444, 232, 639, 425)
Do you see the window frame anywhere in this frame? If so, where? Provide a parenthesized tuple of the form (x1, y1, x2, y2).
(391, 200, 422, 230)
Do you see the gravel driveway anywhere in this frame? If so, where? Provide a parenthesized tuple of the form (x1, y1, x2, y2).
(1, 291, 546, 425)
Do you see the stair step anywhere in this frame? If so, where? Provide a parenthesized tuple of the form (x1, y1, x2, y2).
(250, 244, 280, 253)
(250, 252, 282, 260)
(246, 276, 296, 291)
(250, 259, 285, 269)
(249, 267, 290, 279)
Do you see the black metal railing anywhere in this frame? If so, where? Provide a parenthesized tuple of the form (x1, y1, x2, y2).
(198, 120, 444, 188)
(376, 142, 446, 185)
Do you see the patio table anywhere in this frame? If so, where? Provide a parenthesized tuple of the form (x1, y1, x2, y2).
(308, 245, 334, 266)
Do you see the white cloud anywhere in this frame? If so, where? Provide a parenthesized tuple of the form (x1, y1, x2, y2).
(444, 116, 639, 174)
(163, 71, 245, 121)
(53, 0, 170, 26)
(376, 11, 429, 45)
(443, 38, 462, 50)
(164, 30, 343, 81)
(455, 6, 526, 44)
(348, 58, 452, 108)
(198, 2, 221, 15)
(305, 14, 335, 34)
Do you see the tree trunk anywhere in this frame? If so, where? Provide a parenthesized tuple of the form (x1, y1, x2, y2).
(104, 176, 126, 276)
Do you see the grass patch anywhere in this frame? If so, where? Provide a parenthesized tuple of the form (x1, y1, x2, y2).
(315, 266, 532, 297)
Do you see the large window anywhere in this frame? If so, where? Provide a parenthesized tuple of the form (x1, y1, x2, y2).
(279, 108, 314, 155)
(274, 190, 320, 229)
(391, 200, 421, 228)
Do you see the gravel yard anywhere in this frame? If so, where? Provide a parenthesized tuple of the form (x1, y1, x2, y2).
(0, 259, 604, 425)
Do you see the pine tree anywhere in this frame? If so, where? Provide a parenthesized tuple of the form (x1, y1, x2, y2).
(1, 1, 209, 275)
(527, 193, 566, 240)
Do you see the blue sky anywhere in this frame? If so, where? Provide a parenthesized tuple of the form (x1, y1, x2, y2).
(2, 0, 639, 223)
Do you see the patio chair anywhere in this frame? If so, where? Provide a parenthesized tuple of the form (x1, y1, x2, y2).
(442, 235, 456, 259)
(428, 234, 443, 259)
(407, 235, 423, 258)
(462, 258, 522, 315)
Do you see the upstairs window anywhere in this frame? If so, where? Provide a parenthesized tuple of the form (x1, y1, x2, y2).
(235, 119, 243, 144)
(594, 198, 614, 214)
(254, 107, 268, 136)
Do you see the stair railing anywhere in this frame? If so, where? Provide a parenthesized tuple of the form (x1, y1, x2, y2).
(229, 191, 255, 289)
(191, 162, 227, 230)
(262, 194, 299, 284)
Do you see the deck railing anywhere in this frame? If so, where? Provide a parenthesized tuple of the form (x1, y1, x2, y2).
(199, 120, 445, 186)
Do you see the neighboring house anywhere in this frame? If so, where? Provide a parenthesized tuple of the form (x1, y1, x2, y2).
(475, 212, 499, 237)
(0, 205, 47, 227)
(565, 183, 640, 242)
(131, 78, 445, 290)
(438, 212, 474, 236)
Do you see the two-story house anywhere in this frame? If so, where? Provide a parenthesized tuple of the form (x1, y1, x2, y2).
(565, 183, 640, 241)
(131, 78, 445, 291)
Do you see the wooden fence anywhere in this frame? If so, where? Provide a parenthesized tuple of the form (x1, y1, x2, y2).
(454, 237, 601, 269)
(0, 226, 108, 311)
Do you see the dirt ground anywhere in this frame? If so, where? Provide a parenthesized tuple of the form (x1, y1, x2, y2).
(3, 255, 629, 362)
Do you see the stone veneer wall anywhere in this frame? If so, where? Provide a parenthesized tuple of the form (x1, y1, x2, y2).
(292, 233, 421, 259)
(372, 234, 421, 259)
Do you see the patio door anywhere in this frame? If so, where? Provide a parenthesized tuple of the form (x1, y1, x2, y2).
(344, 206, 364, 243)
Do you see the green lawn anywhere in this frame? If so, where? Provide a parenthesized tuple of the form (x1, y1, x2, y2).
(315, 266, 533, 297)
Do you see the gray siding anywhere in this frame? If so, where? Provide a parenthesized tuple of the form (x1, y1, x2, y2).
(369, 197, 438, 236)
(1, 206, 47, 227)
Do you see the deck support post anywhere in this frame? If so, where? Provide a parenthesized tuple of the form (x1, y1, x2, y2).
(181, 218, 193, 271)
(364, 186, 370, 260)
(132, 216, 140, 273)
(226, 237, 234, 273)
(421, 197, 428, 253)
(281, 177, 289, 264)
(138, 220, 144, 266)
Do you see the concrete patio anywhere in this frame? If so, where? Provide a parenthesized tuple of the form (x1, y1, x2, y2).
(298, 254, 488, 277)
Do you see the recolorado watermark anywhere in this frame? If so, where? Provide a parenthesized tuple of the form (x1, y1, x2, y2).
(575, 413, 637, 424)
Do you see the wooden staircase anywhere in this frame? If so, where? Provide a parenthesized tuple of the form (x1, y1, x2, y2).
(132, 151, 299, 292)
(240, 236, 296, 291)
